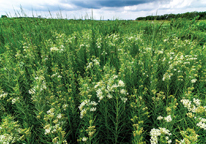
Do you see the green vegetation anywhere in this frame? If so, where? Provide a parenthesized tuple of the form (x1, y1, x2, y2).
(1, 15, 7, 18)
(136, 11, 206, 21)
(0, 12, 206, 144)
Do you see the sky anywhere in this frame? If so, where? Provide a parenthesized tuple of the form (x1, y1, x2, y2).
(0, 0, 206, 20)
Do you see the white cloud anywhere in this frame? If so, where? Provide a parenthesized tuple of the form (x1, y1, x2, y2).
(0, 0, 205, 20)
(124, 2, 156, 11)
(159, 0, 194, 9)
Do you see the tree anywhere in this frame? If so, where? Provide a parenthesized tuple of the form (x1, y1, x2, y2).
(1, 15, 7, 18)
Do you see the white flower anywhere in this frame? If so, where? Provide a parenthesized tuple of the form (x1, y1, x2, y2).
(93, 59, 100, 66)
(146, 48, 151, 51)
(51, 128, 57, 134)
(57, 75, 62, 79)
(167, 139, 172, 143)
(189, 58, 197, 60)
(47, 109, 51, 114)
(164, 115, 172, 122)
(50, 112, 55, 116)
(193, 98, 201, 106)
(80, 44, 84, 48)
(111, 84, 118, 89)
(78, 100, 89, 111)
(50, 47, 59, 51)
(113, 75, 118, 79)
(159, 127, 171, 135)
(157, 116, 164, 120)
(80, 108, 87, 119)
(60, 45, 64, 48)
(57, 114, 62, 119)
(90, 101, 98, 106)
(87, 62, 93, 69)
(96, 89, 103, 98)
(191, 79, 197, 83)
(120, 97, 127, 103)
(90, 107, 96, 112)
(162, 73, 171, 81)
(196, 121, 206, 130)
(82, 137, 88, 142)
(188, 105, 197, 113)
(150, 128, 161, 137)
(183, 62, 190, 65)
(118, 80, 125, 87)
(98, 95, 104, 101)
(42, 81, 47, 89)
(107, 93, 113, 99)
(181, 99, 192, 109)
(45, 127, 51, 135)
(0, 93, 8, 99)
(29, 88, 36, 94)
(107, 85, 112, 92)
(62, 104, 68, 110)
(94, 82, 100, 89)
(51, 73, 58, 78)
(12, 98, 17, 104)
(120, 89, 126, 95)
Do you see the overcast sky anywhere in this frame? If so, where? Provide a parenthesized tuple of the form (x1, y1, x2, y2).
(0, 0, 206, 20)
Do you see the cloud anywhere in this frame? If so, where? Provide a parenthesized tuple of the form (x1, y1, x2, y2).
(0, 0, 205, 20)
(60, 0, 172, 9)
(159, 0, 194, 9)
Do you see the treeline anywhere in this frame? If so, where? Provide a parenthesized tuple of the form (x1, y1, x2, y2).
(136, 11, 206, 20)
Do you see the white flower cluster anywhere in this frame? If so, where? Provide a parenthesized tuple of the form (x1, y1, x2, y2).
(101, 51, 108, 55)
(86, 58, 100, 69)
(196, 119, 206, 130)
(0, 92, 8, 99)
(78, 99, 98, 119)
(191, 79, 197, 83)
(82, 137, 88, 142)
(50, 45, 65, 53)
(51, 73, 62, 79)
(150, 127, 172, 144)
(62, 104, 68, 111)
(0, 133, 17, 143)
(181, 98, 206, 130)
(12, 97, 20, 104)
(162, 73, 173, 81)
(95, 76, 127, 103)
(96, 37, 102, 48)
(28, 76, 47, 101)
(78, 74, 128, 119)
(44, 108, 65, 135)
(157, 115, 172, 122)
(163, 53, 199, 83)
(181, 98, 196, 113)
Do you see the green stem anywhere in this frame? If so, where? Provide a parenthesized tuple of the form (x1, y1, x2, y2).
(115, 97, 119, 144)
(105, 100, 109, 141)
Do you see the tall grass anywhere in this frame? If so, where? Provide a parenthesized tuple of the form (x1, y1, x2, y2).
(0, 10, 206, 144)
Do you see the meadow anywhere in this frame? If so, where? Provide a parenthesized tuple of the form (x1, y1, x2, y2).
(0, 14, 206, 144)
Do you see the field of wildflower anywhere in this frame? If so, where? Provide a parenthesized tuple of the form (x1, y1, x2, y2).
(0, 14, 206, 144)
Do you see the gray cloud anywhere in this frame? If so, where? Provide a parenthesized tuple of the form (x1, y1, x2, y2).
(1, 0, 205, 20)
(60, 0, 172, 9)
